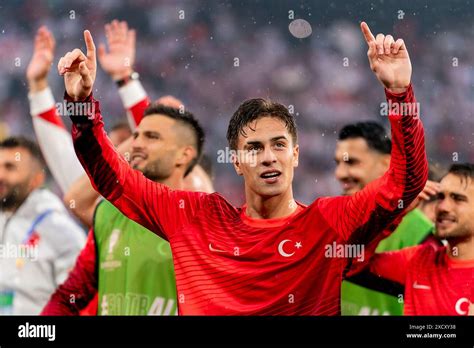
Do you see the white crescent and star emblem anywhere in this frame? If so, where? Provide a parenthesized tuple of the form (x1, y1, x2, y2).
(278, 239, 302, 257)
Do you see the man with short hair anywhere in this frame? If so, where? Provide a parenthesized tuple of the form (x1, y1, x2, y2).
(335, 121, 391, 196)
(0, 136, 85, 314)
(58, 23, 428, 315)
(368, 163, 474, 315)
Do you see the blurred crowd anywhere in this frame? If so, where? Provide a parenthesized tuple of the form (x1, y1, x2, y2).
(0, 0, 473, 204)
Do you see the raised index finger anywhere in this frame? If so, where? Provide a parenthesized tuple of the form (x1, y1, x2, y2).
(360, 21, 376, 44)
(84, 30, 96, 59)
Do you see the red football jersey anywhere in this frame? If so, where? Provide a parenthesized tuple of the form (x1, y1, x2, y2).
(70, 85, 427, 315)
(370, 244, 474, 315)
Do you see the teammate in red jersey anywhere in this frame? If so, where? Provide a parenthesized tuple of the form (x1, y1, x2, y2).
(57, 22, 428, 315)
(369, 163, 474, 315)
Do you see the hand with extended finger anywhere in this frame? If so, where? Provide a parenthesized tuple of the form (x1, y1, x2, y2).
(360, 22, 411, 93)
(58, 30, 97, 101)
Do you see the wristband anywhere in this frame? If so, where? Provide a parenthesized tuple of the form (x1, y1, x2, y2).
(115, 71, 140, 88)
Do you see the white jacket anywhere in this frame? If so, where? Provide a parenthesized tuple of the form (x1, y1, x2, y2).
(0, 188, 85, 314)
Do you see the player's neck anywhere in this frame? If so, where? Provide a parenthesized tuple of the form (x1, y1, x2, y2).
(244, 187, 297, 220)
(447, 236, 474, 260)
(157, 172, 184, 190)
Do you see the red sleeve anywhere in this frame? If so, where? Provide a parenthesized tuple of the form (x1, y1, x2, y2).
(41, 229, 98, 316)
(369, 245, 421, 284)
(69, 94, 208, 241)
(318, 84, 428, 245)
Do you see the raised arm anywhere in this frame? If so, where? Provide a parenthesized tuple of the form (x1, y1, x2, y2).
(319, 22, 428, 243)
(98, 20, 190, 127)
(58, 30, 207, 240)
(97, 19, 149, 128)
(26, 26, 85, 193)
(63, 20, 145, 227)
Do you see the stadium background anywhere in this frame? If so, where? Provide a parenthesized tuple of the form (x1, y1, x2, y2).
(0, 0, 472, 205)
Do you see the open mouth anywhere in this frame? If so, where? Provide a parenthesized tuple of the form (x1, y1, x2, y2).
(436, 215, 457, 227)
(131, 153, 147, 160)
(260, 170, 281, 183)
(131, 153, 147, 165)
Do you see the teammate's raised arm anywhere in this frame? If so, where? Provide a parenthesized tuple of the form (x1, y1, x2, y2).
(26, 26, 85, 193)
(98, 19, 148, 127)
(27, 26, 55, 93)
(98, 20, 136, 82)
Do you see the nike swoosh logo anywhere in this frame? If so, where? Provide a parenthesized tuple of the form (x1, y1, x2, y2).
(209, 243, 226, 253)
(413, 281, 431, 290)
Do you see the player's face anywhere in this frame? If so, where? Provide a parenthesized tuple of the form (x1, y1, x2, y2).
(435, 174, 474, 240)
(0, 148, 38, 210)
(233, 116, 299, 198)
(334, 138, 390, 195)
(131, 115, 183, 181)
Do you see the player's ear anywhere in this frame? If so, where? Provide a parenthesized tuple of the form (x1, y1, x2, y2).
(176, 145, 196, 169)
(293, 143, 299, 168)
(232, 150, 243, 176)
(381, 153, 390, 171)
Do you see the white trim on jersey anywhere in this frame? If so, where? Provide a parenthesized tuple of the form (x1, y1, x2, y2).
(118, 79, 147, 109)
(29, 87, 85, 193)
(28, 87, 56, 116)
